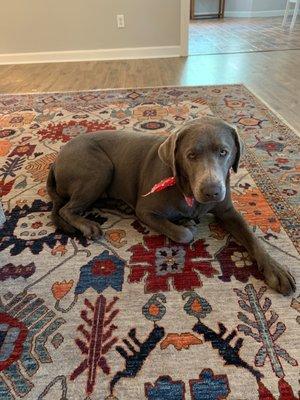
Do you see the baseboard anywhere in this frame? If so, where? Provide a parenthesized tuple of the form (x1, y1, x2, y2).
(0, 45, 181, 65)
(224, 9, 286, 18)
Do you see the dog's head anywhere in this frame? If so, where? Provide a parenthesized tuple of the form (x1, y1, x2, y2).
(158, 117, 243, 204)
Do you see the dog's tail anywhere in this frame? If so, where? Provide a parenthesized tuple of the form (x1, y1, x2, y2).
(47, 164, 77, 235)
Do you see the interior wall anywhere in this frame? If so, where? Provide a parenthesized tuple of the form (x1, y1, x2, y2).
(194, 0, 287, 15)
(251, 0, 286, 12)
(0, 0, 181, 54)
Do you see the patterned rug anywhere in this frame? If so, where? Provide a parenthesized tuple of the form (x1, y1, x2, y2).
(0, 85, 299, 400)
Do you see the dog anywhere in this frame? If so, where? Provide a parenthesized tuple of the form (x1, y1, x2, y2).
(47, 117, 296, 296)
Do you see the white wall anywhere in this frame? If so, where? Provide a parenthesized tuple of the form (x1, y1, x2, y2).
(0, 0, 180, 54)
(252, 0, 286, 12)
(195, 0, 288, 16)
(226, 0, 253, 12)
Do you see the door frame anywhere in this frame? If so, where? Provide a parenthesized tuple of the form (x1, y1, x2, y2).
(180, 0, 190, 56)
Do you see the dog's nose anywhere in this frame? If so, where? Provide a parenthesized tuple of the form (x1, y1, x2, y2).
(202, 184, 222, 201)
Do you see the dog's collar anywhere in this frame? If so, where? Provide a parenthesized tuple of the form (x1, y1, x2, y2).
(142, 176, 195, 207)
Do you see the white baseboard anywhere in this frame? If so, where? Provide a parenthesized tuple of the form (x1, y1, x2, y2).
(225, 9, 286, 18)
(0, 45, 181, 66)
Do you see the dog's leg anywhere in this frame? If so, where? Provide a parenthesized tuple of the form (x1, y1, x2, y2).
(58, 178, 110, 239)
(215, 205, 296, 295)
(59, 198, 103, 239)
(59, 193, 104, 239)
(54, 149, 113, 239)
(136, 210, 194, 244)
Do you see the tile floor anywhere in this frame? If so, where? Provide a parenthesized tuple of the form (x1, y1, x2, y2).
(189, 17, 300, 55)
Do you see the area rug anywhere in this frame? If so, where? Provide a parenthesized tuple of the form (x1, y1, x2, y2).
(0, 85, 299, 400)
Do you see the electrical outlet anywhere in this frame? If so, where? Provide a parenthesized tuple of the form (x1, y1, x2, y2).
(117, 14, 125, 28)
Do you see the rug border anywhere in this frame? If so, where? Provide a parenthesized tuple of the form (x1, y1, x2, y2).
(0, 83, 245, 96)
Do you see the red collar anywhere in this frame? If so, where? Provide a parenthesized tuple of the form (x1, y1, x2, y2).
(142, 176, 195, 207)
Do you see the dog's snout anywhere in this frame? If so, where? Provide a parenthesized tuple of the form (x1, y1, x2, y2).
(201, 182, 224, 202)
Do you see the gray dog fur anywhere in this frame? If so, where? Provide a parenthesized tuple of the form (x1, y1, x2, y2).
(47, 117, 296, 295)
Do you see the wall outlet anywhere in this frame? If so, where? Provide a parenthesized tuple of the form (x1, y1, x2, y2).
(117, 14, 125, 28)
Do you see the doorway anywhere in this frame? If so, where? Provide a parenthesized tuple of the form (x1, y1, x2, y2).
(184, 0, 300, 56)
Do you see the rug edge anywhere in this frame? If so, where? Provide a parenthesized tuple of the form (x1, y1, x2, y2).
(0, 83, 245, 97)
(242, 84, 300, 138)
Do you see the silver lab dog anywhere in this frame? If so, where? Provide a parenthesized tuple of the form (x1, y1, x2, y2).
(47, 117, 296, 296)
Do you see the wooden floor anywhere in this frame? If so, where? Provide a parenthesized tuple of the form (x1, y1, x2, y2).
(0, 49, 299, 133)
(189, 17, 300, 55)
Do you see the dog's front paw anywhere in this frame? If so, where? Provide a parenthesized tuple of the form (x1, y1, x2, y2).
(260, 257, 296, 296)
(171, 227, 194, 244)
(178, 219, 200, 239)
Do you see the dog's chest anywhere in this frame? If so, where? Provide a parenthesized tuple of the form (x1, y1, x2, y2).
(192, 203, 213, 218)
(175, 201, 213, 220)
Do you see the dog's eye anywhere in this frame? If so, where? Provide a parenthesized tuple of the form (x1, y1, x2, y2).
(187, 152, 197, 160)
(219, 149, 228, 157)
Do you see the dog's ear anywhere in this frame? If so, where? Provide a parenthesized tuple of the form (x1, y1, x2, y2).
(158, 126, 193, 195)
(230, 125, 244, 173)
(158, 128, 182, 174)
